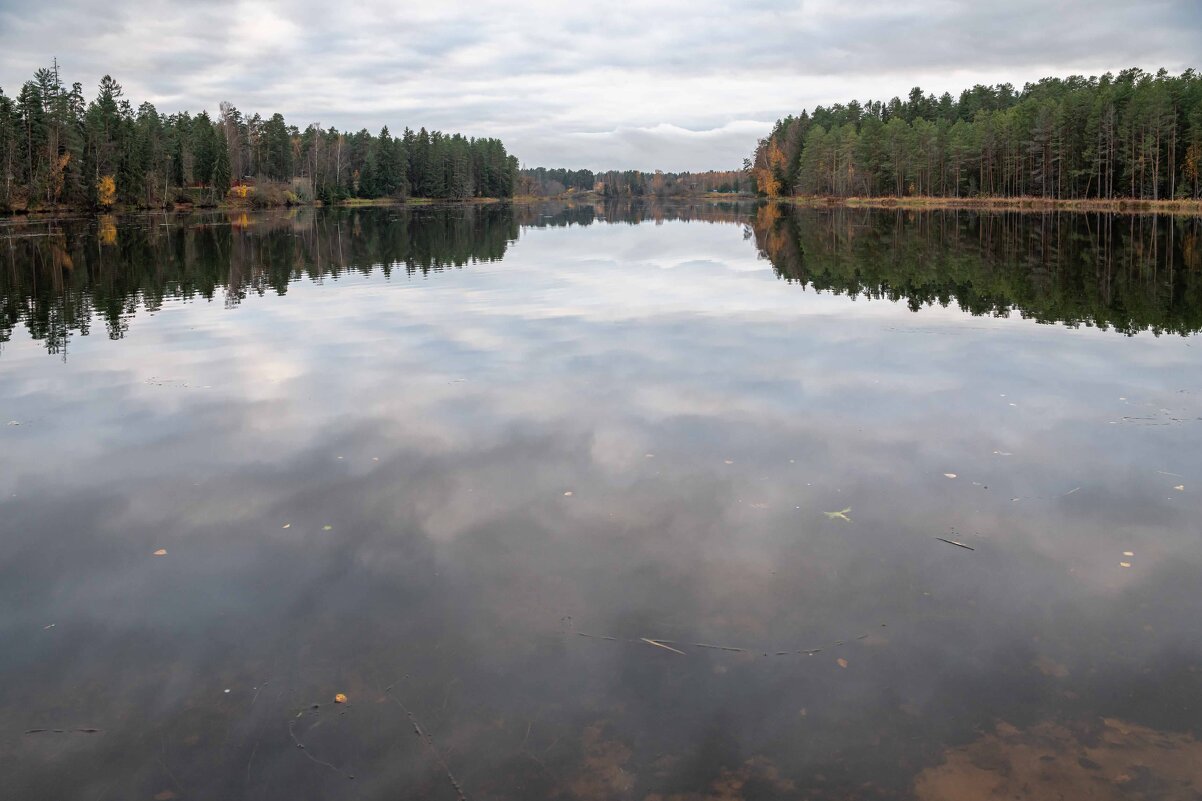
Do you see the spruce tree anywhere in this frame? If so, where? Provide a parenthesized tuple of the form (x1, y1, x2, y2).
(213, 128, 231, 198)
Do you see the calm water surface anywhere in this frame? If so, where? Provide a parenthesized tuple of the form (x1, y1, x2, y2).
(2, 203, 1202, 800)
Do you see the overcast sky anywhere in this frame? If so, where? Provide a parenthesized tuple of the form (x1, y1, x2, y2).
(1, 0, 1199, 171)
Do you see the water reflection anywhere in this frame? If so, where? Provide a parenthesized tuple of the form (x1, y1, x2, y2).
(6, 202, 1202, 359)
(752, 203, 1202, 336)
(1, 203, 1201, 800)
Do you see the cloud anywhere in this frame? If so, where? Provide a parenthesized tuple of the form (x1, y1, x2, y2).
(0, 0, 1198, 169)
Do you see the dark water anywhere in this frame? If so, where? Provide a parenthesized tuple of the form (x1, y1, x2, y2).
(2, 202, 1202, 800)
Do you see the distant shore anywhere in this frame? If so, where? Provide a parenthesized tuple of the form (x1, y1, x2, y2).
(509, 190, 756, 203)
(777, 195, 1202, 216)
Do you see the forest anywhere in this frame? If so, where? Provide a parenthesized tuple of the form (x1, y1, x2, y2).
(749, 68, 1202, 202)
(0, 63, 519, 212)
(519, 167, 747, 197)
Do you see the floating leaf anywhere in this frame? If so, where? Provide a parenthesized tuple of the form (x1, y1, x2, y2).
(152, 549, 167, 556)
(334, 693, 348, 704)
(1174, 485, 1185, 491)
(1119, 562, 1132, 568)
(943, 473, 957, 479)
(322, 525, 333, 531)
(837, 658, 848, 668)
(824, 508, 851, 522)
(282, 523, 291, 529)
(1123, 551, 1134, 556)
(563, 491, 574, 497)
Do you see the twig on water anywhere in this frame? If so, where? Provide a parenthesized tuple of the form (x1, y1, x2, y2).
(288, 712, 355, 780)
(639, 638, 686, 655)
(935, 537, 975, 550)
(386, 685, 468, 800)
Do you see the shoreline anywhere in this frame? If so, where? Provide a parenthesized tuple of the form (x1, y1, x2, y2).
(525, 190, 754, 202)
(777, 194, 1202, 216)
(10, 192, 1200, 220)
(0, 195, 522, 220)
(0, 192, 755, 220)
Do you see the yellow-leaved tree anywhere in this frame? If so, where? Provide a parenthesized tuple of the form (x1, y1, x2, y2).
(96, 175, 117, 208)
(753, 140, 785, 198)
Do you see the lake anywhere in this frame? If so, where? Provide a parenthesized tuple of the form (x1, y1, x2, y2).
(2, 202, 1202, 800)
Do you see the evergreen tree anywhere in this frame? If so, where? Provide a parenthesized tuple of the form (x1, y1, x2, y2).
(212, 128, 231, 197)
(0, 61, 520, 210)
(751, 68, 1202, 200)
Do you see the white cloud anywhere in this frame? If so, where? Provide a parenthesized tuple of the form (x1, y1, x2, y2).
(0, 0, 1197, 169)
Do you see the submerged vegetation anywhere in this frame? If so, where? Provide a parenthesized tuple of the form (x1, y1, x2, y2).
(0, 62, 519, 213)
(749, 68, 1202, 204)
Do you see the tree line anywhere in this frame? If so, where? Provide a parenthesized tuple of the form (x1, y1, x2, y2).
(0, 62, 519, 212)
(749, 68, 1202, 201)
(519, 167, 747, 197)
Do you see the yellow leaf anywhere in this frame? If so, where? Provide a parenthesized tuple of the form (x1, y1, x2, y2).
(837, 658, 848, 668)
(334, 693, 348, 704)
(152, 549, 167, 556)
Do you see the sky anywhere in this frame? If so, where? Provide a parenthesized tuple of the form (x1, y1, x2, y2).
(0, 0, 1199, 171)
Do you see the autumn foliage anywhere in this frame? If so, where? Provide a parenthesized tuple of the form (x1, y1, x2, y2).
(96, 175, 117, 207)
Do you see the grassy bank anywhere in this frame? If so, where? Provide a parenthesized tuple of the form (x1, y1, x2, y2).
(778, 195, 1202, 216)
